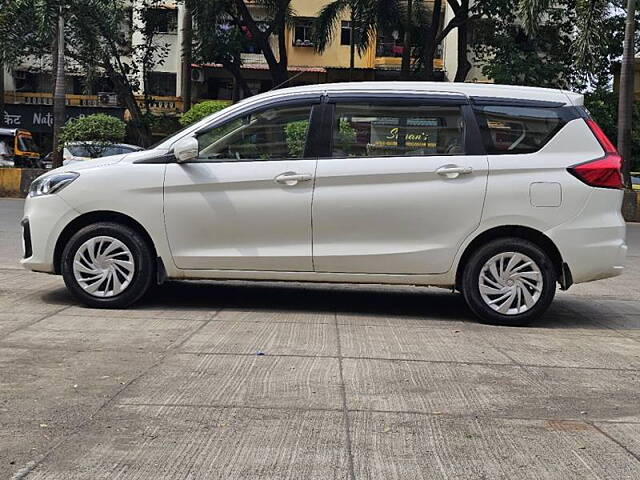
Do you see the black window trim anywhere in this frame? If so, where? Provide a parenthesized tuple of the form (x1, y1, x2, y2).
(319, 94, 485, 159)
(472, 104, 585, 156)
(470, 96, 566, 108)
(136, 94, 322, 164)
(189, 97, 320, 164)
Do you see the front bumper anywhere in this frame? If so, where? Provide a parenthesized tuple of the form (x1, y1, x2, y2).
(21, 194, 80, 273)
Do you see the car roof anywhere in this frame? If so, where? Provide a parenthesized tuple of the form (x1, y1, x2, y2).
(254, 81, 582, 107)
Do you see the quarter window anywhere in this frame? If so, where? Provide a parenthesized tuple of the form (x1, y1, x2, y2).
(474, 106, 563, 154)
(196, 104, 313, 161)
(331, 103, 466, 158)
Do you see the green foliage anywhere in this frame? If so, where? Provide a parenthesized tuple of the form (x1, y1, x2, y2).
(335, 119, 357, 153)
(60, 114, 126, 157)
(284, 121, 308, 157)
(179, 100, 231, 127)
(283, 119, 355, 157)
(585, 89, 640, 170)
(472, 0, 634, 88)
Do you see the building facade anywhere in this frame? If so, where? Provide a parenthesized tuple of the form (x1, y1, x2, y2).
(2, 0, 473, 149)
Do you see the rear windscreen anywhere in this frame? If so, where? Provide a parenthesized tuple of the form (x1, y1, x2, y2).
(473, 105, 572, 155)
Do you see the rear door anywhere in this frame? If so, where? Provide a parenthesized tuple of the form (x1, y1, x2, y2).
(312, 94, 489, 274)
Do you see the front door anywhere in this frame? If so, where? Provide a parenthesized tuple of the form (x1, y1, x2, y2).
(164, 101, 318, 271)
(312, 98, 489, 274)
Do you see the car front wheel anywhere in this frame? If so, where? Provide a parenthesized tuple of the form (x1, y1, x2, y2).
(61, 222, 155, 308)
(462, 238, 557, 326)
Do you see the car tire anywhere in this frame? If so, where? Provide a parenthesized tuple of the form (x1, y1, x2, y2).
(462, 238, 557, 326)
(61, 222, 155, 308)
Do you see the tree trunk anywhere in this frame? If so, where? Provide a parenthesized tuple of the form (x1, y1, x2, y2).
(422, 0, 442, 81)
(233, 0, 288, 88)
(349, 10, 356, 81)
(52, 13, 66, 169)
(401, 0, 413, 80)
(618, 0, 636, 188)
(221, 60, 253, 98)
(181, 3, 193, 113)
(0, 56, 5, 127)
(454, 1, 471, 83)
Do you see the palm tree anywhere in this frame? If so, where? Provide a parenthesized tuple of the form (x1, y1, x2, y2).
(312, 0, 401, 80)
(518, 0, 637, 187)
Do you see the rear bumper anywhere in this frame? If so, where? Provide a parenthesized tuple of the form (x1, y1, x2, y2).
(547, 189, 626, 284)
(21, 194, 79, 273)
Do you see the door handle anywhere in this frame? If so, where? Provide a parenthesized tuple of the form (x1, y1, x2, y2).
(274, 172, 313, 186)
(436, 165, 473, 179)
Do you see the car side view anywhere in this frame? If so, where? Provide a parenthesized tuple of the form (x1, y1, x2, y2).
(21, 82, 627, 325)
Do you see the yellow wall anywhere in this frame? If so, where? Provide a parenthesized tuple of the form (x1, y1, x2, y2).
(286, 0, 375, 69)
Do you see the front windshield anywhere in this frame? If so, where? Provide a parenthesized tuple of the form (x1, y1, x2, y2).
(67, 145, 92, 157)
(18, 135, 37, 153)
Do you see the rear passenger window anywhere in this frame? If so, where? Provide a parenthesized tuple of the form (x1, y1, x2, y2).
(474, 106, 564, 155)
(331, 104, 466, 158)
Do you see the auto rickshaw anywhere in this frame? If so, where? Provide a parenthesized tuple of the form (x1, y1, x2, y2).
(0, 128, 42, 168)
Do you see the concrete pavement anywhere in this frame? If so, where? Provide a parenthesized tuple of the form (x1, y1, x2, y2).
(1, 198, 640, 479)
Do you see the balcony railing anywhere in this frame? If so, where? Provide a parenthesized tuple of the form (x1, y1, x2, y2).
(5, 92, 183, 115)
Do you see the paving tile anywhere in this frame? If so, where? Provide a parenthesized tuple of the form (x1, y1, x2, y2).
(339, 323, 513, 364)
(481, 330, 640, 369)
(343, 358, 640, 421)
(180, 320, 337, 356)
(22, 405, 349, 480)
(0, 347, 160, 474)
(62, 305, 215, 321)
(336, 312, 467, 329)
(215, 308, 334, 324)
(0, 315, 206, 352)
(350, 412, 640, 480)
(595, 423, 640, 458)
(0, 312, 44, 338)
(119, 353, 342, 410)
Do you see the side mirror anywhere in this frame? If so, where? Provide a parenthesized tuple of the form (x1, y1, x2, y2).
(173, 136, 199, 163)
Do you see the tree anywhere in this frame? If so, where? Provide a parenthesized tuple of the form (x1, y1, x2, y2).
(59, 113, 126, 157)
(188, 0, 254, 99)
(179, 100, 230, 126)
(0, 0, 69, 166)
(0, 0, 171, 148)
(472, 0, 583, 88)
(618, 0, 637, 186)
(311, 0, 402, 78)
(518, 0, 639, 187)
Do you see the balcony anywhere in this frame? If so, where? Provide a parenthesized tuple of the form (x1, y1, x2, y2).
(5, 92, 184, 115)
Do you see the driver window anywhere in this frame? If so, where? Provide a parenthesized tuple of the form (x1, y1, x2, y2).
(196, 104, 314, 161)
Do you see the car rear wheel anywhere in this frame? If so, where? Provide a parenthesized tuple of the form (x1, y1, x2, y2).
(462, 238, 557, 326)
(61, 222, 154, 308)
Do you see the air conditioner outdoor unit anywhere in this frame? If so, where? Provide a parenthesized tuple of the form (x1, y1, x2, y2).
(191, 68, 205, 82)
(98, 92, 118, 106)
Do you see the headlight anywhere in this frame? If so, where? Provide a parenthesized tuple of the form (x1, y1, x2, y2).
(29, 172, 79, 197)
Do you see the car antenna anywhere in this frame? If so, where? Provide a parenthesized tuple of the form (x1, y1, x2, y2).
(268, 70, 307, 92)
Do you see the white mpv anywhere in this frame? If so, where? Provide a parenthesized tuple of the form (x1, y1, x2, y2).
(21, 82, 627, 325)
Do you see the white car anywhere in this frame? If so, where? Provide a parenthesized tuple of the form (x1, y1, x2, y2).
(21, 82, 627, 325)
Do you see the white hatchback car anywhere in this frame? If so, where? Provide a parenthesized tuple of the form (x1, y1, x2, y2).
(21, 82, 627, 325)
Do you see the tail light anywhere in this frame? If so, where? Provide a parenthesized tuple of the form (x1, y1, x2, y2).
(567, 118, 623, 189)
